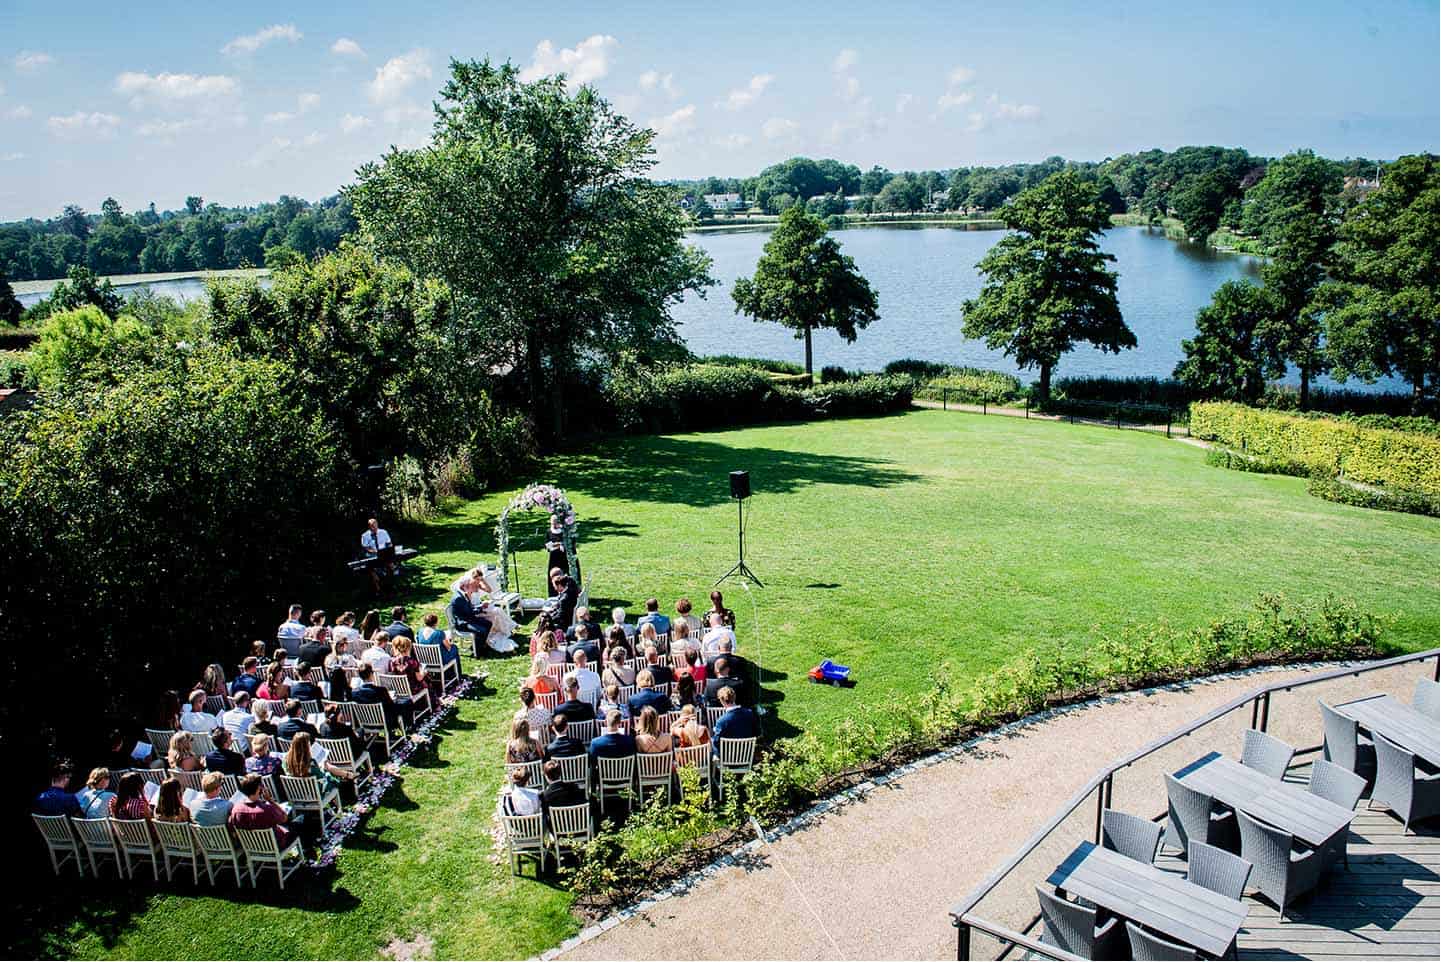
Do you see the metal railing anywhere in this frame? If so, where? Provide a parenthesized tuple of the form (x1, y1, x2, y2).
(948, 648, 1441, 961)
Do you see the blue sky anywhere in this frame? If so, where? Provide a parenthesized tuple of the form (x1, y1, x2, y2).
(0, 0, 1436, 220)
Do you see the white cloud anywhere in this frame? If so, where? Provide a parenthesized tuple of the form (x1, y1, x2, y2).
(716, 132, 752, 150)
(47, 111, 121, 139)
(833, 49, 858, 72)
(5, 104, 32, 120)
(937, 90, 974, 111)
(247, 136, 292, 167)
(995, 101, 1041, 121)
(721, 73, 773, 111)
(263, 111, 295, 124)
(301, 131, 326, 147)
(895, 93, 914, 114)
(520, 35, 618, 88)
(340, 112, 373, 133)
(761, 116, 799, 140)
(368, 49, 432, 103)
(964, 111, 986, 133)
(1, 151, 24, 161)
(648, 103, 696, 138)
(382, 103, 428, 124)
(298, 92, 321, 112)
(825, 112, 886, 145)
(114, 71, 240, 110)
(331, 37, 366, 58)
(136, 118, 201, 141)
(948, 65, 976, 86)
(936, 65, 978, 114)
(639, 70, 680, 100)
(222, 23, 302, 56)
(13, 51, 55, 73)
(843, 76, 862, 102)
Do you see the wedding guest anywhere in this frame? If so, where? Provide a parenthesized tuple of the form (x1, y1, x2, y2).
(610, 607, 637, 642)
(710, 686, 756, 752)
(332, 611, 362, 648)
(553, 676, 596, 724)
(633, 707, 669, 754)
(256, 664, 290, 701)
(284, 732, 354, 796)
(277, 700, 319, 740)
(384, 605, 414, 641)
(598, 683, 631, 722)
(529, 613, 555, 657)
(230, 657, 262, 698)
(391, 636, 438, 702)
(358, 609, 382, 643)
(642, 645, 673, 686)
(522, 655, 559, 696)
(542, 715, 585, 760)
(167, 732, 202, 772)
(180, 690, 218, 733)
(199, 664, 229, 698)
(701, 611, 737, 654)
(289, 663, 323, 704)
(353, 662, 415, 731)
(629, 670, 671, 718)
(515, 687, 552, 735)
(327, 663, 352, 703)
(109, 771, 153, 820)
(204, 728, 246, 776)
(32, 761, 80, 816)
(319, 704, 366, 758)
(539, 630, 566, 665)
(606, 625, 633, 659)
(229, 773, 293, 846)
(672, 704, 710, 750)
(299, 612, 331, 668)
(675, 597, 703, 636)
(571, 650, 602, 704)
(77, 767, 116, 818)
(506, 718, 543, 763)
(501, 767, 541, 816)
(708, 590, 737, 629)
(588, 710, 636, 761)
(673, 672, 702, 711)
(704, 657, 749, 707)
(540, 759, 585, 811)
(154, 778, 191, 824)
(188, 772, 232, 826)
(565, 606, 601, 642)
(637, 598, 671, 638)
(601, 647, 636, 688)
(250, 702, 278, 738)
(419, 612, 461, 673)
(277, 604, 307, 653)
(567, 623, 602, 665)
(245, 733, 282, 776)
(328, 637, 359, 670)
(360, 633, 392, 674)
(637, 622, 663, 656)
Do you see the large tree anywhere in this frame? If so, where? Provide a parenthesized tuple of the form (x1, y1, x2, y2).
(349, 59, 712, 443)
(0, 267, 21, 326)
(731, 206, 878, 375)
(1316, 154, 1439, 411)
(961, 170, 1134, 402)
(1174, 280, 1277, 402)
(1170, 168, 1236, 241)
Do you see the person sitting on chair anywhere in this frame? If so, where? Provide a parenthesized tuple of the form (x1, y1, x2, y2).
(501, 767, 542, 816)
(566, 623, 601, 666)
(601, 646, 636, 688)
(360, 633, 392, 674)
(553, 675, 596, 724)
(180, 689, 220, 733)
(449, 578, 494, 657)
(641, 644, 674, 687)
(515, 686, 553, 736)
(710, 686, 756, 752)
(32, 761, 81, 817)
(571, 650, 602, 705)
(588, 710, 636, 761)
(675, 597, 704, 636)
(637, 598, 671, 638)
(222, 691, 256, 737)
(353, 662, 415, 732)
(704, 657, 749, 707)
(610, 607, 637, 642)
(384, 605, 414, 641)
(540, 758, 586, 811)
(230, 657, 262, 698)
(705, 637, 754, 693)
(628, 670, 671, 718)
(289, 663, 322, 704)
(542, 714, 585, 760)
(565, 606, 601, 642)
(229, 773, 295, 847)
(204, 727, 247, 776)
(188, 771, 233, 826)
(708, 590, 737, 629)
(701, 611, 738, 655)
(276, 604, 307, 655)
(277, 699, 319, 740)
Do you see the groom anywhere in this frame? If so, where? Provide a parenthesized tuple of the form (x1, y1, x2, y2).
(449, 576, 493, 657)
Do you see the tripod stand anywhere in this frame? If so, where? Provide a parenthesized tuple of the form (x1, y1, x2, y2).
(715, 495, 763, 587)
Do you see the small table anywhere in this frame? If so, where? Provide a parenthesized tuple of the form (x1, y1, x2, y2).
(1334, 693, 1441, 768)
(1048, 840, 1247, 959)
(1175, 752, 1354, 848)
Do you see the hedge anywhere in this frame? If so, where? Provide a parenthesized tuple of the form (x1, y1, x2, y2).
(1191, 401, 1439, 492)
(1204, 447, 1311, 478)
(1307, 476, 1440, 517)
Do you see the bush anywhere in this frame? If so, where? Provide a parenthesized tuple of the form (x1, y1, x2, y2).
(1052, 375, 1194, 409)
(696, 354, 805, 375)
(1191, 401, 1439, 491)
(1307, 476, 1439, 517)
(1205, 447, 1311, 477)
(912, 367, 1026, 405)
(819, 365, 858, 384)
(883, 358, 950, 379)
(1260, 383, 1434, 419)
(0, 351, 30, 389)
(1044, 397, 1182, 424)
(803, 374, 913, 417)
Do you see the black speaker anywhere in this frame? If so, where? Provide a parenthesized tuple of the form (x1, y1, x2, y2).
(729, 470, 751, 500)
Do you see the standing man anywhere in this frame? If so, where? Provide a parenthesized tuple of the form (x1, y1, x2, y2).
(361, 518, 395, 593)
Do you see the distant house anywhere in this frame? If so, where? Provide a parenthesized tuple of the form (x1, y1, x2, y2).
(703, 193, 744, 211)
(1342, 175, 1380, 194)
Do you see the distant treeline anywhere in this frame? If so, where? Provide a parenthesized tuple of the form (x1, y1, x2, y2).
(0, 194, 356, 282)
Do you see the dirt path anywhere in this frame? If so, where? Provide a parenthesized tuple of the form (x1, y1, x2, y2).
(557, 662, 1425, 961)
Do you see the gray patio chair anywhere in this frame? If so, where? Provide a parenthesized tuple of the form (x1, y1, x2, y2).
(1241, 729, 1295, 779)
(1319, 700, 1375, 783)
(1126, 921, 1197, 960)
(1163, 774, 1238, 857)
(1185, 842, 1251, 958)
(1413, 678, 1440, 721)
(1035, 884, 1126, 960)
(1371, 733, 1440, 834)
(1237, 810, 1323, 918)
(1307, 759, 1367, 868)
(1101, 808, 1162, 864)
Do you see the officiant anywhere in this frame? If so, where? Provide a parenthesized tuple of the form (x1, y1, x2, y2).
(545, 514, 578, 596)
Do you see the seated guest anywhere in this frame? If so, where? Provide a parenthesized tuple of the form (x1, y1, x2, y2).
(109, 771, 153, 820)
(671, 619, 693, 650)
(419, 612, 461, 673)
(391, 636, 438, 702)
(610, 607, 637, 642)
(673, 672, 703, 711)
(522, 655, 559, 696)
(244, 733, 282, 776)
(360, 633, 393, 674)
(638, 598, 672, 637)
(542, 715, 586, 760)
(641, 645, 674, 686)
(567, 623, 601, 666)
(277, 603, 307, 655)
(629, 670, 672, 719)
(327, 637, 359, 670)
(705, 637, 754, 685)
(501, 767, 542, 816)
(250, 702, 278, 737)
(528, 613, 555, 657)
(188, 771, 233, 826)
(672, 704, 710, 749)
(289, 663, 323, 704)
(327, 663, 352, 703)
(601, 647, 636, 688)
(710, 686, 756, 752)
(637, 622, 665, 656)
(633, 707, 669, 754)
(384, 605, 414, 641)
(229, 773, 294, 847)
(32, 761, 81, 816)
(181, 689, 219, 733)
(77, 767, 116, 818)
(704, 657, 749, 707)
(222, 691, 256, 737)
(588, 710, 637, 761)
(701, 611, 737, 655)
(598, 683, 631, 722)
(298, 611, 331, 667)
(553, 676, 596, 724)
(167, 732, 202, 772)
(101, 731, 134, 776)
(353, 662, 415, 732)
(249, 640, 272, 668)
(545, 569, 579, 630)
(277, 700, 319, 740)
(332, 610, 362, 648)
(538, 630, 566, 665)
(154, 777, 191, 824)
(540, 758, 586, 811)
(682, 646, 707, 687)
(199, 664, 229, 698)
(675, 597, 703, 636)
(256, 664, 290, 702)
(319, 703, 367, 758)
(358, 610, 382, 643)
(284, 732, 354, 796)
(515, 687, 552, 735)
(707, 589, 737, 629)
(204, 728, 247, 776)
(564, 606, 601, 642)
(506, 718, 543, 763)
(606, 625, 633, 659)
(571, 650, 602, 704)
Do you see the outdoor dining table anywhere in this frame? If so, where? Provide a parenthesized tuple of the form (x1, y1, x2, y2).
(1048, 840, 1247, 959)
(1333, 693, 1440, 768)
(1174, 752, 1355, 848)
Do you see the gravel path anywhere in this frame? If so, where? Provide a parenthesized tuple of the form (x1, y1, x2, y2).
(558, 661, 1426, 961)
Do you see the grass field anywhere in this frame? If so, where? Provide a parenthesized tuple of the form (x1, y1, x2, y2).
(34, 409, 1437, 960)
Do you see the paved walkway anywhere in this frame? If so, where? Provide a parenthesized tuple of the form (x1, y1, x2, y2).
(560, 662, 1426, 961)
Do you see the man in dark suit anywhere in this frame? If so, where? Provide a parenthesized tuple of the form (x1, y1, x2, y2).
(549, 570, 579, 630)
(710, 686, 757, 752)
(566, 624, 601, 666)
(564, 606, 601, 642)
(203, 728, 247, 776)
(540, 758, 587, 811)
(230, 657, 262, 697)
(276, 700, 319, 740)
(553, 678, 596, 724)
(352, 663, 416, 731)
(298, 638, 331, 670)
(384, 605, 415, 641)
(639, 646, 673, 687)
(289, 663, 323, 704)
(448, 589, 492, 658)
(542, 715, 586, 760)
(704, 657, 750, 707)
(705, 638, 755, 691)
(587, 711, 636, 762)
(628, 670, 671, 718)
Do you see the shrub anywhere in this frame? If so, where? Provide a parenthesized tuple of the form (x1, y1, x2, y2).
(0, 350, 30, 389)
(1260, 383, 1434, 419)
(804, 374, 912, 417)
(1052, 375, 1195, 409)
(1191, 401, 1438, 491)
(912, 367, 1026, 405)
(1204, 447, 1312, 478)
(883, 358, 950, 379)
(696, 354, 805, 375)
(819, 365, 858, 384)
(1306, 476, 1439, 517)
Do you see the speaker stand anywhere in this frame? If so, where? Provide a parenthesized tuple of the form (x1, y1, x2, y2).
(715, 497, 763, 587)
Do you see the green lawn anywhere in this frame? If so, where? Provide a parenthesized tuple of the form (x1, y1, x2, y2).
(36, 409, 1436, 959)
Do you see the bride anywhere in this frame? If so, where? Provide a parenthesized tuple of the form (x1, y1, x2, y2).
(454, 566, 517, 653)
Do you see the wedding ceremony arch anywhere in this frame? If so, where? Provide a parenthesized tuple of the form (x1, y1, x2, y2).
(493, 483, 580, 594)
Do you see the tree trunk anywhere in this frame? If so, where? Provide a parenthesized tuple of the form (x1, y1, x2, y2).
(524, 328, 546, 448)
(1412, 376, 1429, 416)
(1038, 362, 1053, 405)
(549, 345, 566, 445)
(1299, 365, 1310, 411)
(803, 325, 814, 377)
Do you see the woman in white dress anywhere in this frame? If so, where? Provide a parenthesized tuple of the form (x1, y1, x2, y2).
(468, 567, 517, 652)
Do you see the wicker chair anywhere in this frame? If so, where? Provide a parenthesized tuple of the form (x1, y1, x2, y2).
(1319, 700, 1376, 784)
(1308, 759, 1367, 868)
(1185, 841, 1251, 958)
(1237, 810, 1322, 918)
(1164, 774, 1238, 856)
(1241, 729, 1296, 779)
(1101, 808, 1162, 864)
(1035, 885, 1126, 960)
(1371, 733, 1440, 834)
(1413, 678, 1440, 721)
(1126, 921, 1197, 960)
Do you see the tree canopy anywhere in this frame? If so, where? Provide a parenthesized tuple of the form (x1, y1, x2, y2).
(1174, 280, 1277, 402)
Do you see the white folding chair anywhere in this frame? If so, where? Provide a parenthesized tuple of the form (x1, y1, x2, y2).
(174, 770, 206, 793)
(318, 737, 374, 786)
(193, 824, 247, 887)
(235, 826, 305, 888)
(154, 819, 202, 883)
(534, 690, 562, 713)
(506, 758, 543, 787)
(111, 817, 162, 881)
(188, 731, 216, 756)
(554, 753, 591, 799)
(379, 674, 432, 722)
(349, 700, 395, 755)
(705, 706, 726, 729)
(130, 768, 167, 786)
(31, 814, 84, 877)
(715, 737, 757, 799)
(218, 774, 241, 797)
(595, 755, 637, 811)
(618, 685, 637, 704)
(674, 745, 713, 795)
(544, 662, 568, 684)
(655, 711, 674, 736)
(203, 694, 232, 715)
(417, 642, 461, 690)
(72, 817, 122, 878)
(501, 812, 547, 876)
(546, 802, 592, 862)
(279, 774, 343, 833)
(145, 728, 175, 759)
(298, 700, 323, 717)
(568, 719, 598, 746)
(637, 750, 675, 805)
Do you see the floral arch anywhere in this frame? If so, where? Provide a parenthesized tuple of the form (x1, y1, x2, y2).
(493, 483, 579, 592)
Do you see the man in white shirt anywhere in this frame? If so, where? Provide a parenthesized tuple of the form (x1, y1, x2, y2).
(276, 604, 306, 656)
(701, 611, 737, 655)
(361, 635, 392, 674)
(188, 772, 233, 826)
(361, 518, 395, 592)
(180, 689, 219, 733)
(502, 767, 541, 816)
(221, 691, 256, 737)
(571, 650, 602, 706)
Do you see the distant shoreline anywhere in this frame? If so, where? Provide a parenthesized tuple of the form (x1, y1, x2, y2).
(11, 267, 270, 297)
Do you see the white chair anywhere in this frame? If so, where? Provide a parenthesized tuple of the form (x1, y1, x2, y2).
(568, 719, 598, 746)
(442, 607, 477, 656)
(637, 750, 674, 805)
(349, 700, 395, 755)
(617, 685, 637, 705)
(416, 642, 461, 690)
(318, 737, 374, 787)
(595, 755, 637, 811)
(554, 753, 591, 799)
(260, 773, 285, 805)
(130, 767, 166, 786)
(72, 817, 122, 878)
(203, 694, 232, 715)
(506, 759, 543, 788)
(279, 774, 343, 833)
(534, 690, 562, 713)
(193, 824, 247, 887)
(544, 661, 568, 684)
(218, 774, 241, 797)
(546, 802, 592, 863)
(379, 674, 432, 722)
(111, 817, 162, 881)
(655, 711, 674, 736)
(716, 737, 757, 799)
(258, 699, 288, 718)
(674, 745, 713, 795)
(188, 730, 217, 756)
(501, 812, 547, 876)
(154, 819, 202, 883)
(298, 699, 323, 717)
(145, 728, 175, 758)
(235, 827, 305, 888)
(173, 770, 206, 793)
(32, 814, 84, 877)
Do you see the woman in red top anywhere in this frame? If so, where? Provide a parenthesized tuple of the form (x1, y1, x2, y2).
(108, 771, 153, 820)
(391, 636, 438, 701)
